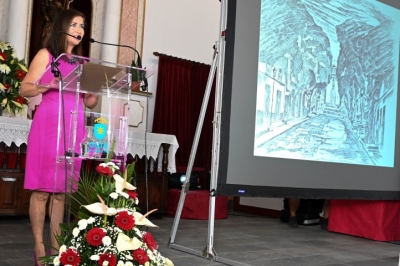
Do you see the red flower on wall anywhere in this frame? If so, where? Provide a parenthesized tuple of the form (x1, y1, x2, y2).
(15, 69, 26, 80)
(0, 52, 7, 62)
(14, 95, 25, 105)
(0, 42, 29, 114)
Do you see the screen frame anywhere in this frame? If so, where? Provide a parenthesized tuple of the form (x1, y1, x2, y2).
(217, 0, 400, 200)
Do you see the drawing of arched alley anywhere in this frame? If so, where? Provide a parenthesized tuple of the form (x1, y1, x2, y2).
(254, 0, 399, 167)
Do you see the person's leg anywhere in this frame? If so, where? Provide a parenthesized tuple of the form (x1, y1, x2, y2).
(48, 193, 65, 255)
(288, 198, 301, 228)
(289, 198, 300, 217)
(320, 200, 330, 230)
(29, 191, 49, 266)
(323, 200, 330, 219)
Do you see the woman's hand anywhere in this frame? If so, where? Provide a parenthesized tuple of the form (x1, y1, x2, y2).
(84, 93, 99, 109)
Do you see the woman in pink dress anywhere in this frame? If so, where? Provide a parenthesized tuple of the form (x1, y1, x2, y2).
(20, 9, 98, 266)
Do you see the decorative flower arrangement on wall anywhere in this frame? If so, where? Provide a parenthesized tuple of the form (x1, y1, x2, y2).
(41, 149, 174, 266)
(0, 41, 29, 115)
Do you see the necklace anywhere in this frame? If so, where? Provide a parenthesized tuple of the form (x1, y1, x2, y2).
(69, 56, 77, 64)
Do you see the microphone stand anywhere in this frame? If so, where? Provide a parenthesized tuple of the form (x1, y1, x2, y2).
(89, 38, 148, 91)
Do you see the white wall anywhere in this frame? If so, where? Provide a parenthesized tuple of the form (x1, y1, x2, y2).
(142, 0, 221, 132)
(142, 0, 284, 211)
(0, 0, 10, 42)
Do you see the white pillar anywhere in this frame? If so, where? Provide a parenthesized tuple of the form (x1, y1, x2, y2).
(7, 0, 30, 60)
(100, 0, 122, 63)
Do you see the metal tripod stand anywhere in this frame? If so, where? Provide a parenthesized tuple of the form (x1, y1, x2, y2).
(167, 1, 252, 265)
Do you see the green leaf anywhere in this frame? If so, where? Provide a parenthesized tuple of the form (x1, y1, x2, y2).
(18, 63, 28, 72)
(59, 223, 69, 232)
(11, 100, 22, 108)
(126, 162, 136, 185)
(67, 170, 98, 218)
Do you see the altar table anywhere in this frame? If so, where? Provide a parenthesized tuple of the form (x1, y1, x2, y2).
(328, 199, 400, 241)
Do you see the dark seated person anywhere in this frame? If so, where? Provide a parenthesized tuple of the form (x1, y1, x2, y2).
(288, 198, 330, 229)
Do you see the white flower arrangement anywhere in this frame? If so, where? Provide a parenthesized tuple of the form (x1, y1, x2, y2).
(41, 160, 174, 266)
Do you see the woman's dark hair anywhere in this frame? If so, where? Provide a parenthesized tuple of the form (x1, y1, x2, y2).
(44, 9, 85, 58)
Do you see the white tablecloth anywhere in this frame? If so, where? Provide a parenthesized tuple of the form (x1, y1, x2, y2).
(0, 117, 32, 147)
(127, 131, 179, 173)
(0, 117, 179, 173)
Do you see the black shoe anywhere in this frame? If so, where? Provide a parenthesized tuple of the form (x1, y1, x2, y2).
(320, 218, 328, 230)
(288, 216, 298, 228)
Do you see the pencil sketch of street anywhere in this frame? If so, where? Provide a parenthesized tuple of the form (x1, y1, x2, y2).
(254, 0, 400, 167)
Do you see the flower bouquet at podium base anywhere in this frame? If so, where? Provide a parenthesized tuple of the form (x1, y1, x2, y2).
(41, 147, 174, 266)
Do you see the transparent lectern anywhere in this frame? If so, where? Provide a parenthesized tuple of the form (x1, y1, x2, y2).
(34, 53, 153, 194)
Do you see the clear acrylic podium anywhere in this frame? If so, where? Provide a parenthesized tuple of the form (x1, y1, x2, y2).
(34, 53, 153, 193)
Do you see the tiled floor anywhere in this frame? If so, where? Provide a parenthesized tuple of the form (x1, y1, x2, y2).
(0, 212, 399, 266)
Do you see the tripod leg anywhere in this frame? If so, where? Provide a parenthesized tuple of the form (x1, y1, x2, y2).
(169, 48, 219, 246)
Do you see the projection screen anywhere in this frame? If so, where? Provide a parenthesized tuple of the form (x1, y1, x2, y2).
(217, 0, 400, 199)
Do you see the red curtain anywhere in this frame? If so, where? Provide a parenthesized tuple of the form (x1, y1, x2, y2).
(152, 54, 215, 171)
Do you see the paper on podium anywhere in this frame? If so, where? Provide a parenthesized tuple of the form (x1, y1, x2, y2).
(80, 62, 122, 93)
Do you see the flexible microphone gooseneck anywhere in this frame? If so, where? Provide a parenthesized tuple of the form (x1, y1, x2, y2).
(52, 32, 82, 77)
(89, 38, 148, 91)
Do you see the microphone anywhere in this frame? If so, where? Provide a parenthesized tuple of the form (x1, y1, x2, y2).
(52, 32, 82, 77)
(65, 33, 82, 40)
(89, 38, 148, 91)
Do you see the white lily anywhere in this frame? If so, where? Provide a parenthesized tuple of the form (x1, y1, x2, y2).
(114, 171, 136, 192)
(166, 258, 175, 266)
(82, 195, 118, 216)
(133, 209, 159, 227)
(116, 232, 142, 252)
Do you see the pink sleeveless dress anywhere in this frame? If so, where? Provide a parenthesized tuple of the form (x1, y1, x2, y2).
(24, 51, 85, 193)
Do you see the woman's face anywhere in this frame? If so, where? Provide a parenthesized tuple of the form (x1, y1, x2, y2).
(67, 16, 85, 50)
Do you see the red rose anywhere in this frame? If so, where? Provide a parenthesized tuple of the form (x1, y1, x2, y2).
(60, 248, 81, 266)
(115, 210, 135, 230)
(86, 228, 106, 246)
(98, 253, 117, 266)
(143, 232, 158, 251)
(14, 95, 24, 104)
(3, 83, 10, 90)
(133, 249, 149, 265)
(127, 190, 138, 200)
(0, 52, 7, 62)
(15, 69, 26, 80)
(96, 165, 113, 176)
